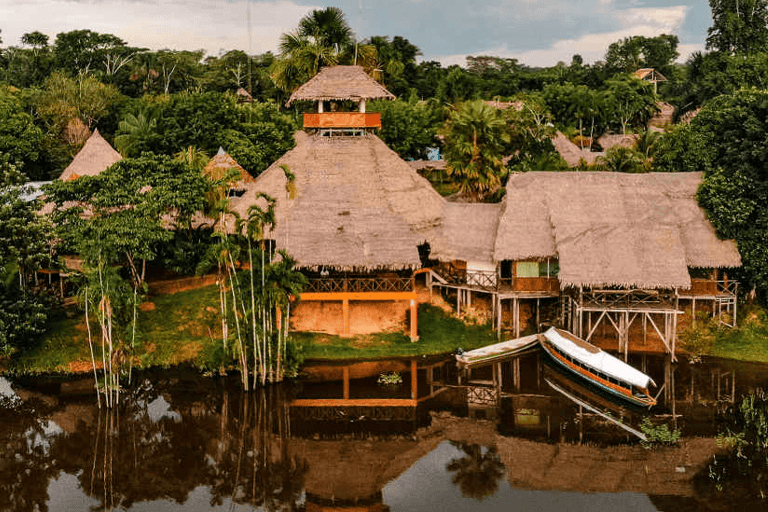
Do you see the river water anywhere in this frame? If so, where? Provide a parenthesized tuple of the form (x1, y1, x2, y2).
(1, 352, 767, 511)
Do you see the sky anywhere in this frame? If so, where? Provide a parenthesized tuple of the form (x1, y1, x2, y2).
(0, 0, 713, 67)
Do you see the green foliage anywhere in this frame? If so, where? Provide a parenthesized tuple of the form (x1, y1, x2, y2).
(694, 90, 768, 299)
(271, 7, 352, 92)
(503, 94, 560, 170)
(0, 161, 53, 355)
(604, 34, 679, 78)
(597, 146, 649, 173)
(0, 86, 48, 180)
(114, 109, 159, 157)
(154, 92, 238, 155)
(652, 123, 713, 173)
(377, 371, 403, 386)
(235, 101, 297, 175)
(640, 418, 682, 448)
(680, 51, 768, 112)
(706, 0, 768, 54)
(703, 390, 768, 499)
(603, 75, 658, 134)
(369, 96, 444, 159)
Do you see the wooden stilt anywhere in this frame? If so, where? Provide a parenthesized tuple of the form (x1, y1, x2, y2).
(411, 359, 418, 399)
(343, 367, 350, 400)
(410, 299, 418, 341)
(342, 299, 350, 336)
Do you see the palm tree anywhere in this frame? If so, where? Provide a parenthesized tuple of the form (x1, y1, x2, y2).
(441, 100, 511, 201)
(114, 110, 157, 157)
(271, 7, 353, 92)
(297, 7, 354, 53)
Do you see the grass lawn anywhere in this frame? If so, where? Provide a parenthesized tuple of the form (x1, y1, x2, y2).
(681, 305, 768, 363)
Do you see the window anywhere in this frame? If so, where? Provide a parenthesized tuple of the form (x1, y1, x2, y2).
(516, 261, 539, 278)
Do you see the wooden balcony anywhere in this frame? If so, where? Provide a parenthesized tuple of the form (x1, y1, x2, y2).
(303, 112, 382, 129)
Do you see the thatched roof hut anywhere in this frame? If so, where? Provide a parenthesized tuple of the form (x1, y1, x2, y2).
(228, 132, 444, 271)
(58, 129, 122, 181)
(203, 148, 254, 186)
(286, 66, 395, 106)
(596, 133, 638, 151)
(552, 132, 603, 167)
(494, 172, 741, 289)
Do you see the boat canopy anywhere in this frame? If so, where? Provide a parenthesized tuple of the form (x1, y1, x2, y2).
(543, 327, 655, 389)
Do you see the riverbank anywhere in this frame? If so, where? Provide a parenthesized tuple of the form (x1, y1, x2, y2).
(2, 284, 498, 375)
(4, 284, 767, 376)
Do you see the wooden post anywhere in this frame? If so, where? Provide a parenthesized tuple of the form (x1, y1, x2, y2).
(342, 299, 350, 336)
(513, 358, 520, 392)
(495, 362, 502, 399)
(411, 359, 418, 399)
(343, 367, 350, 400)
(410, 299, 418, 341)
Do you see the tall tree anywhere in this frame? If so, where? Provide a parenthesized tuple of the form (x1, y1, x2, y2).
(0, 158, 51, 355)
(693, 90, 768, 301)
(706, 0, 768, 54)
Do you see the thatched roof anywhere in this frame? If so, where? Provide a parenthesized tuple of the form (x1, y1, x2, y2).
(203, 148, 254, 185)
(596, 133, 638, 151)
(286, 66, 395, 106)
(649, 102, 674, 128)
(58, 129, 122, 181)
(552, 132, 603, 167)
(228, 132, 444, 271)
(431, 203, 501, 262)
(494, 172, 741, 289)
(484, 100, 524, 111)
(633, 68, 667, 82)
(408, 159, 447, 172)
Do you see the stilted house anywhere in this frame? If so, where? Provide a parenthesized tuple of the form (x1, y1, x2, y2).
(429, 172, 741, 360)
(230, 66, 444, 338)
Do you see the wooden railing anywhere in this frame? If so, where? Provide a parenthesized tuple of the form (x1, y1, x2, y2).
(304, 276, 414, 293)
(688, 279, 738, 296)
(303, 112, 382, 129)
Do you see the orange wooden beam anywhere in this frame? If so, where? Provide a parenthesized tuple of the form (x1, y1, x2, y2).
(410, 299, 418, 341)
(410, 359, 418, 399)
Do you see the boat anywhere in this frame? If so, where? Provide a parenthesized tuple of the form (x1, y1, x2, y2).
(539, 327, 657, 408)
(455, 334, 540, 369)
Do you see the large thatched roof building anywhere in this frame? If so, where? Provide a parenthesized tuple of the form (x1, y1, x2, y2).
(433, 172, 740, 291)
(58, 129, 122, 181)
(229, 131, 444, 271)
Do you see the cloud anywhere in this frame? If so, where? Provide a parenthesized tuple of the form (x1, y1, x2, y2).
(431, 4, 692, 67)
(0, 0, 319, 56)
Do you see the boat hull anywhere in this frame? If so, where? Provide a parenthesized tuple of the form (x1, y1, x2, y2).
(540, 338, 656, 409)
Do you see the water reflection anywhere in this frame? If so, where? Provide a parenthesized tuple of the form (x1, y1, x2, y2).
(446, 443, 505, 500)
(2, 354, 768, 511)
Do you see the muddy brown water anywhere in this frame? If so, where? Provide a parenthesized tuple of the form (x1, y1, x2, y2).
(1, 352, 767, 511)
